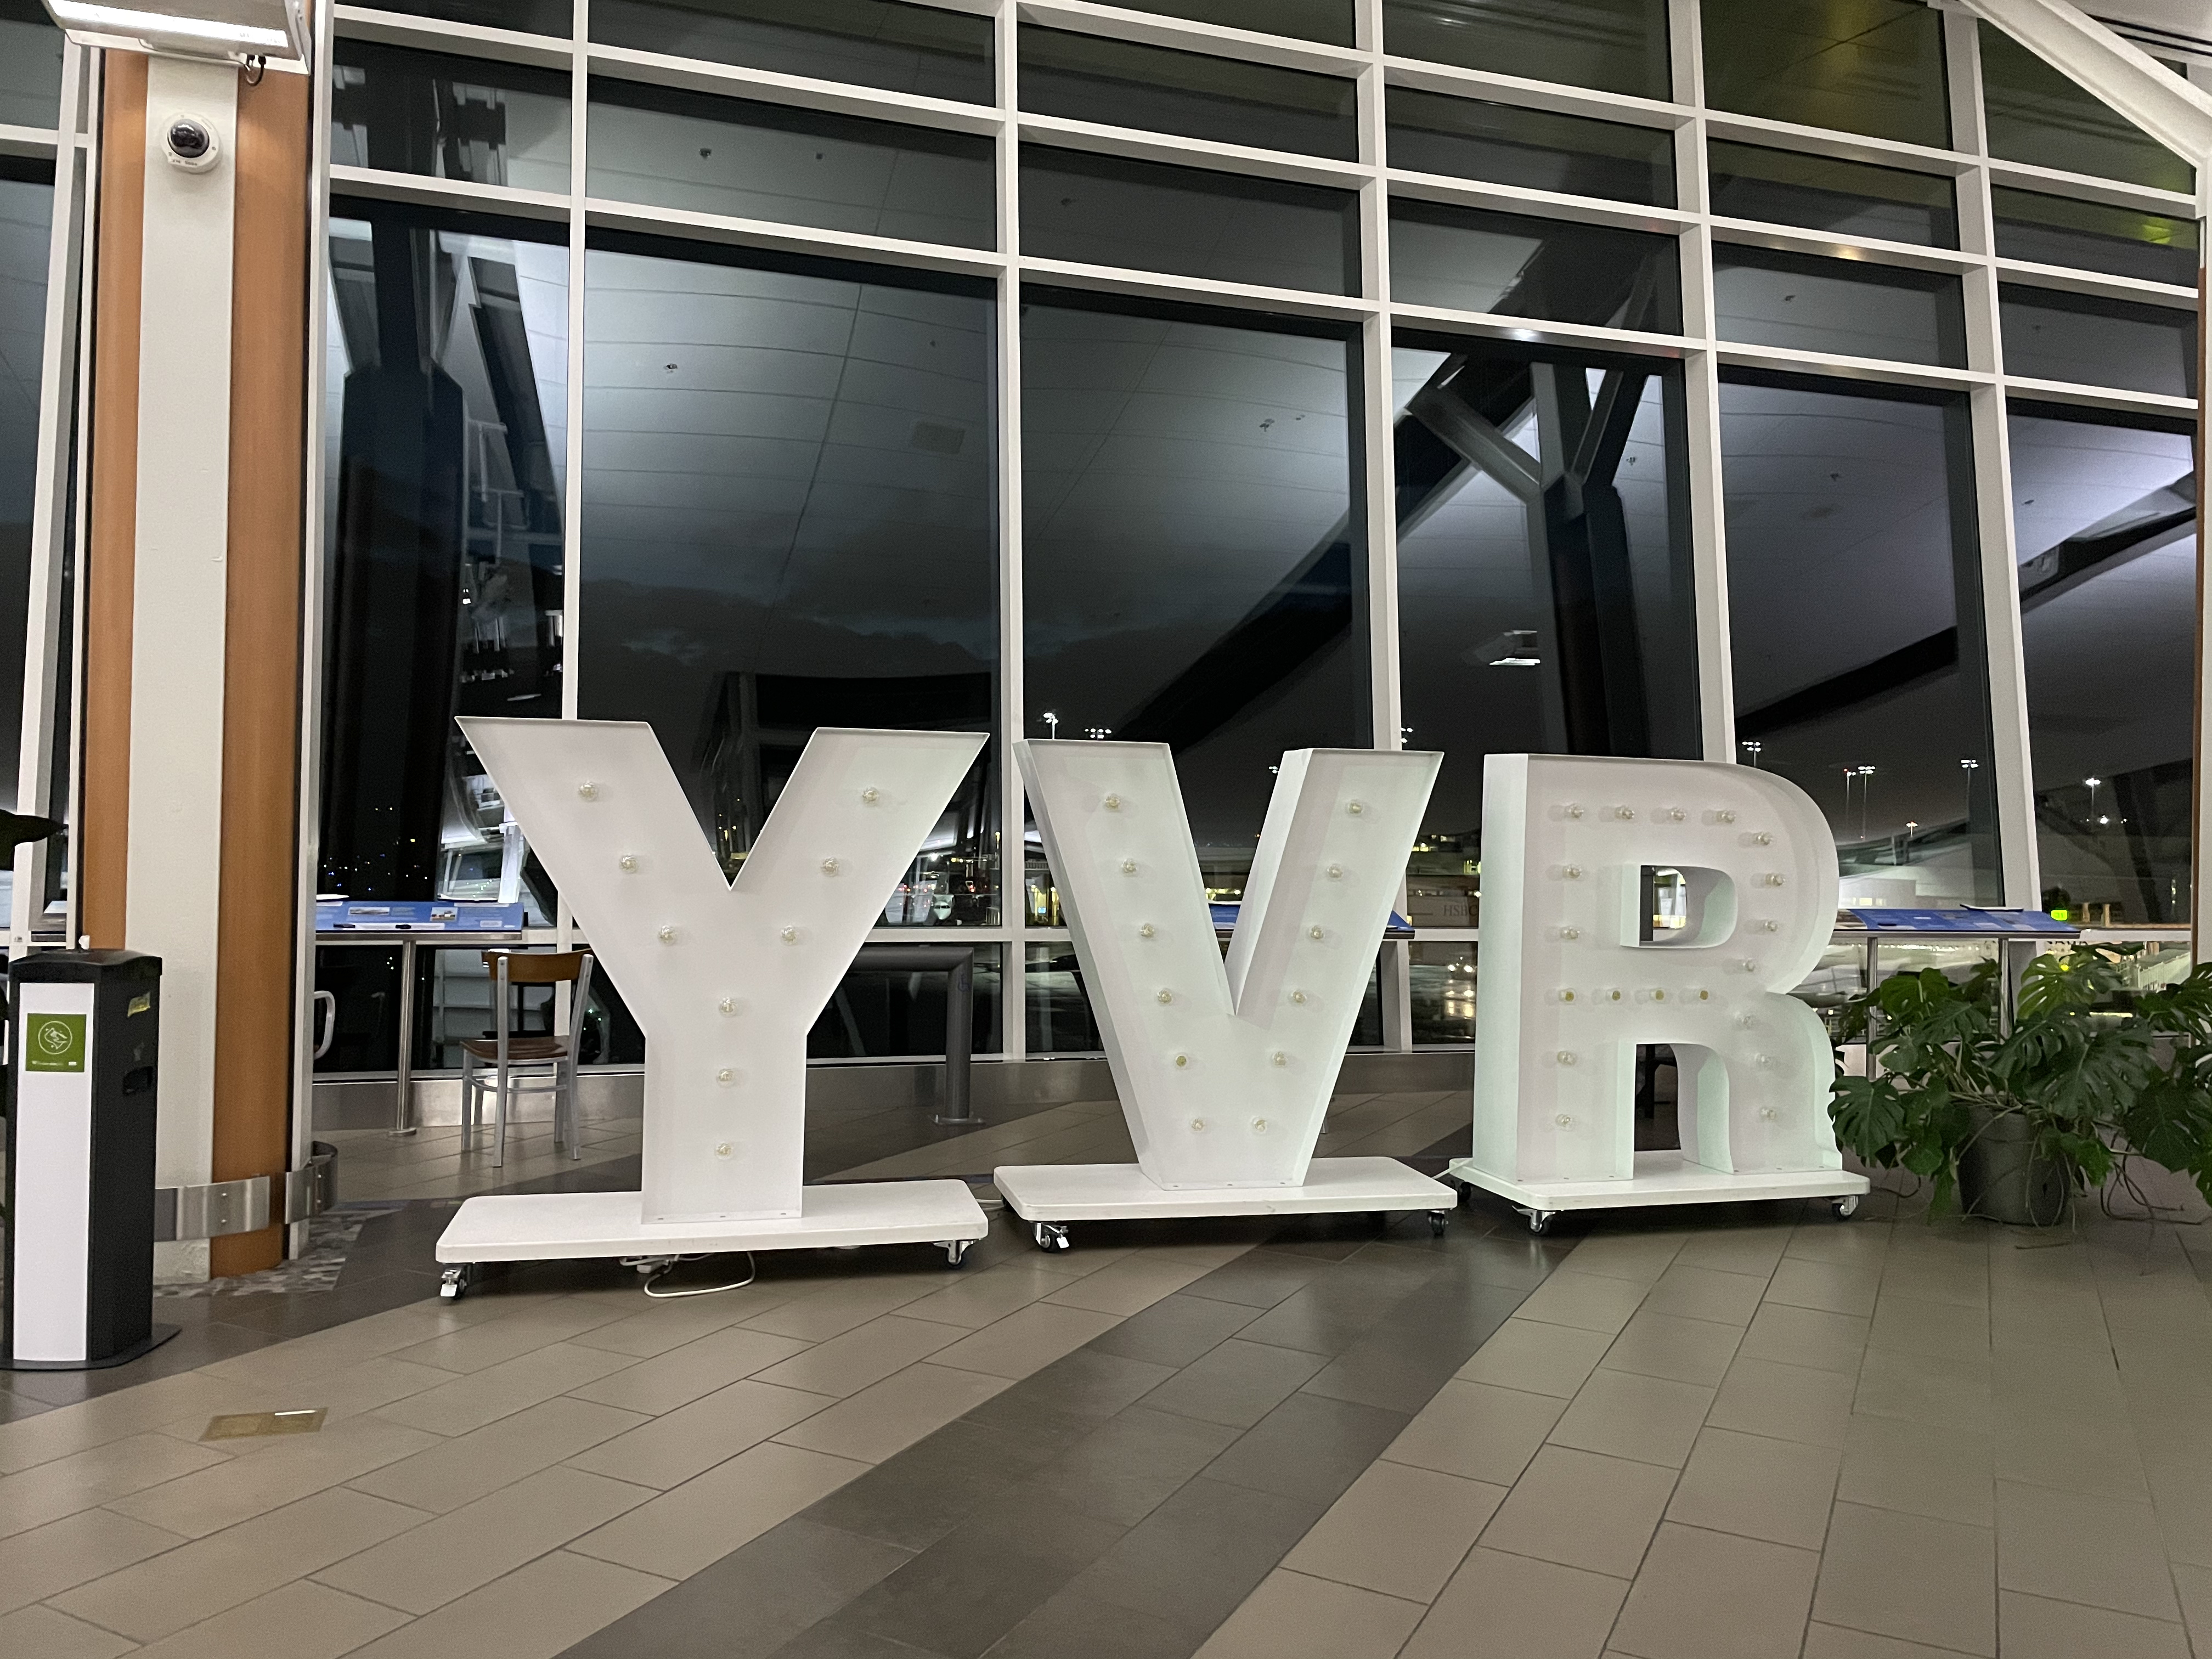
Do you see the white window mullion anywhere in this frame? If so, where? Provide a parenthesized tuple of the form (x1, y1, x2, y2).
(996, 0, 1026, 1061)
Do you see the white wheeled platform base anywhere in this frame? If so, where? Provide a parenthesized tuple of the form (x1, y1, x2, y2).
(992, 1157, 1457, 1250)
(1447, 1151, 1871, 1235)
(432, 1181, 990, 1295)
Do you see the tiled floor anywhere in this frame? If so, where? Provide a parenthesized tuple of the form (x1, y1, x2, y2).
(4, 1093, 2210, 1659)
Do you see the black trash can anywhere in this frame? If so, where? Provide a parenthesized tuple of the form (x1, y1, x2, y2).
(2, 950, 174, 1369)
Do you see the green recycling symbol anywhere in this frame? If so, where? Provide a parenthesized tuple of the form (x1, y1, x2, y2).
(24, 1012, 86, 1073)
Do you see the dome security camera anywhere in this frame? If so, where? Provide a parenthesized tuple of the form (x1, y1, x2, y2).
(162, 116, 219, 173)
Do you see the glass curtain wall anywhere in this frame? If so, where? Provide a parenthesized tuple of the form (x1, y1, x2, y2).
(304, 0, 2204, 1063)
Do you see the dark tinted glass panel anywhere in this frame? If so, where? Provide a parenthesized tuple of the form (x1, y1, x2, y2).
(1102, 0, 1354, 47)
(1703, 0, 1948, 149)
(1714, 246, 1965, 367)
(1708, 140, 1957, 248)
(0, 170, 52, 837)
(1384, 0, 1669, 101)
(1394, 342, 1698, 925)
(1022, 297, 1363, 907)
(1019, 26, 1357, 161)
(1390, 201, 1681, 331)
(1992, 187, 2198, 285)
(2010, 407, 2194, 925)
(588, 78, 994, 247)
(1980, 24, 2191, 193)
(320, 202, 568, 910)
(1999, 285, 2195, 396)
(364, 0, 571, 36)
(579, 241, 998, 921)
(1409, 942, 1476, 1043)
(0, 0, 63, 128)
(1020, 148, 1359, 295)
(1722, 379, 1999, 902)
(331, 40, 570, 190)
(590, 0, 990, 103)
(808, 946, 1003, 1058)
(1386, 87, 1674, 207)
(1026, 943, 1102, 1052)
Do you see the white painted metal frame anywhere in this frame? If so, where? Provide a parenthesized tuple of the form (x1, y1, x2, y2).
(267, 0, 2208, 1074)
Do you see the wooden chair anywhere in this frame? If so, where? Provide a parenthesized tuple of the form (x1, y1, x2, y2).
(460, 950, 594, 1167)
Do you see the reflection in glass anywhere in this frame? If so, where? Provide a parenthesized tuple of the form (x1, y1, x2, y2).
(590, 0, 991, 103)
(1980, 23, 2191, 193)
(1383, 0, 1669, 100)
(1708, 141, 1956, 248)
(1721, 377, 2000, 903)
(0, 0, 63, 129)
(1999, 286, 2196, 398)
(1713, 246, 1965, 368)
(1386, 88, 1674, 208)
(1393, 341, 1698, 922)
(1791, 939, 1868, 1042)
(578, 239, 998, 922)
(360, 0, 571, 35)
(1991, 187, 2198, 286)
(810, 946, 1003, 1059)
(320, 203, 568, 913)
(1026, 942, 1102, 1054)
(1019, 26, 1357, 161)
(1389, 201, 1681, 331)
(1020, 148, 1359, 295)
(1101, 0, 1353, 46)
(2010, 407, 2194, 924)
(0, 168, 52, 847)
(330, 40, 571, 191)
(588, 78, 994, 247)
(1702, 0, 1947, 149)
(1410, 941, 1477, 1045)
(1023, 297, 1362, 909)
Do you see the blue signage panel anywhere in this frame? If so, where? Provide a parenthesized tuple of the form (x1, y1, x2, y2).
(1846, 908, 2076, 936)
(316, 901, 527, 933)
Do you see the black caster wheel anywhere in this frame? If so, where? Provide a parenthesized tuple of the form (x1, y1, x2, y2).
(1033, 1221, 1071, 1252)
(1831, 1194, 1861, 1220)
(439, 1263, 475, 1301)
(1428, 1209, 1451, 1237)
(942, 1239, 974, 1267)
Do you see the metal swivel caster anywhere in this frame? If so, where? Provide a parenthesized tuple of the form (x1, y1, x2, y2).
(439, 1263, 475, 1301)
(943, 1239, 974, 1268)
(1428, 1209, 1451, 1238)
(1033, 1221, 1071, 1252)
(1831, 1194, 1861, 1220)
(1520, 1207, 1558, 1236)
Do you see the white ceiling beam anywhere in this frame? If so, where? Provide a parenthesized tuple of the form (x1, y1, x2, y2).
(1957, 0, 2212, 171)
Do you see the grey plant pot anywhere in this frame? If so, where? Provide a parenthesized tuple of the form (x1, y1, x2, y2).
(1958, 1110, 2070, 1226)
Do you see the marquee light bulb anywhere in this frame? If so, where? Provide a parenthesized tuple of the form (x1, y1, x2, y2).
(1347, 800, 1365, 816)
(1664, 807, 1685, 821)
(1250, 1117, 1269, 1132)
(1759, 1105, 1779, 1120)
(1556, 1050, 1577, 1065)
(1565, 803, 1584, 819)
(716, 1068, 735, 1084)
(1290, 989, 1307, 1004)
(1138, 922, 1155, 938)
(1763, 872, 1786, 887)
(718, 997, 738, 1014)
(1326, 864, 1342, 879)
(714, 1142, 732, 1158)
(1156, 989, 1173, 1005)
(1173, 1053, 1189, 1068)
(1309, 925, 1324, 940)
(1754, 831, 1774, 846)
(657, 925, 677, 943)
(1560, 926, 1580, 940)
(577, 781, 598, 800)
(1615, 805, 1635, 821)
(1102, 793, 1121, 810)
(822, 857, 840, 875)
(1555, 1113, 1573, 1127)
(1121, 858, 1138, 874)
(1190, 1118, 1206, 1131)
(1759, 919, 1780, 933)
(861, 787, 878, 804)
(1717, 809, 1737, 823)
(781, 926, 798, 943)
(1558, 988, 1576, 1002)
(1271, 1051, 1287, 1066)
(1562, 864, 1582, 879)
(619, 854, 638, 872)
(1740, 958, 1759, 973)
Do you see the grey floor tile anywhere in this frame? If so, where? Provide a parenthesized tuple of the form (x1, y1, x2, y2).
(1384, 1378, 1567, 1485)
(1641, 1263, 1770, 1327)
(1514, 1270, 1652, 1336)
(960, 1349, 1177, 1442)
(1455, 1318, 1614, 1398)
(1666, 1426, 1839, 1550)
(802, 1417, 1068, 1551)
(1202, 1392, 1409, 1506)
(1853, 1350, 1993, 1432)
(1548, 1368, 1715, 1468)
(984, 1586, 1197, 1659)
(1601, 1310, 1744, 1387)
(1480, 1444, 1676, 1577)
(1282, 1459, 1505, 1603)
(1812, 1501, 1995, 1657)
(1736, 1303, 1870, 1376)
(1706, 1356, 1857, 1450)
(1609, 1521, 1818, 1659)
(1801, 1624, 1978, 1658)
(1836, 1413, 1995, 1528)
(1190, 1567, 1424, 1659)
(1767, 1260, 1883, 1320)
(1138, 1339, 1328, 1429)
(1087, 1295, 1265, 1368)
(1176, 1250, 1334, 1311)
(1869, 1296, 1991, 1364)
(1062, 1475, 1327, 1643)
(1993, 1480, 2179, 1621)
(1401, 1545, 1628, 1659)
(1996, 1590, 2188, 1659)
(1024, 1405, 1242, 1528)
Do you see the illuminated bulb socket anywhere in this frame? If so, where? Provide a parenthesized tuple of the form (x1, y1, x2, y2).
(718, 997, 739, 1015)
(1565, 803, 1585, 820)
(1121, 858, 1138, 875)
(1326, 864, 1343, 879)
(1173, 1053, 1189, 1069)
(1556, 1050, 1577, 1066)
(1666, 808, 1685, 822)
(1762, 873, 1786, 888)
(861, 787, 879, 804)
(1271, 1051, 1287, 1067)
(1558, 988, 1577, 1003)
(1290, 989, 1307, 1005)
(1250, 1117, 1269, 1133)
(1138, 923, 1156, 938)
(1606, 988, 1624, 1003)
(1754, 831, 1774, 846)
(1692, 988, 1711, 1002)
(1717, 809, 1737, 824)
(1559, 926, 1581, 941)
(657, 926, 678, 943)
(821, 857, 839, 875)
(577, 781, 599, 800)
(1156, 989, 1173, 1005)
(618, 854, 639, 872)
(1102, 793, 1121, 810)
(1759, 919, 1780, 933)
(1347, 800, 1365, 816)
(781, 926, 799, 944)
(715, 1068, 735, 1085)
(1561, 864, 1583, 880)
(714, 1142, 733, 1159)
(1555, 1113, 1573, 1128)
(1645, 988, 1667, 1002)
(1309, 925, 1325, 940)
(1615, 805, 1635, 821)
(1739, 959, 1759, 974)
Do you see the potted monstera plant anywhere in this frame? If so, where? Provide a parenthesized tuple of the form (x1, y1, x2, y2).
(1829, 944, 2212, 1225)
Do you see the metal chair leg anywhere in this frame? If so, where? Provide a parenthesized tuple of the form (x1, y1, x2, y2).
(459, 1050, 476, 1148)
(493, 1056, 510, 1167)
